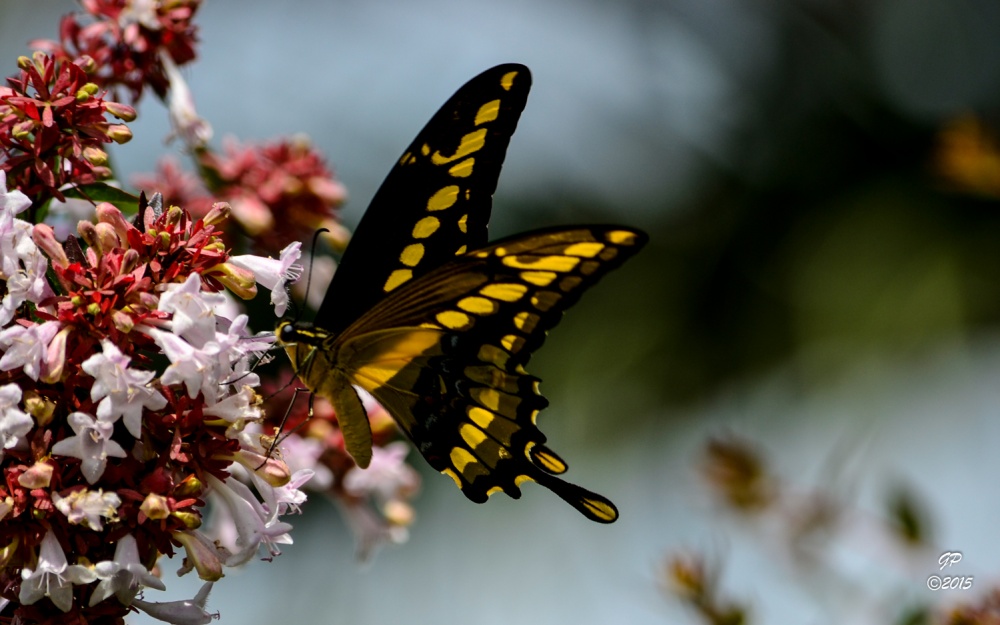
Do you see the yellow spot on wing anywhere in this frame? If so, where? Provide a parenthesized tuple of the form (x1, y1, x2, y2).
(477, 344, 509, 368)
(480, 283, 527, 301)
(412, 216, 440, 239)
(583, 498, 618, 522)
(400, 243, 425, 267)
(441, 467, 463, 489)
(460, 423, 488, 448)
(457, 213, 468, 233)
(467, 406, 495, 430)
(467, 406, 519, 444)
(500, 71, 518, 91)
(451, 447, 477, 472)
(472, 387, 502, 411)
(502, 255, 580, 272)
(458, 296, 497, 314)
(515, 474, 535, 486)
(475, 99, 501, 125)
(500, 334, 525, 352)
(455, 245, 467, 255)
(449, 158, 474, 178)
(383, 268, 412, 292)
(431, 128, 487, 165)
(513, 311, 539, 332)
(530, 291, 560, 311)
(436, 310, 471, 330)
(427, 185, 459, 211)
(607, 230, 638, 245)
(520, 271, 557, 286)
(421, 144, 431, 156)
(564, 242, 605, 258)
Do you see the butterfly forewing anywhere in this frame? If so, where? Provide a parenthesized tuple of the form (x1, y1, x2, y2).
(336, 226, 647, 523)
(317, 64, 532, 335)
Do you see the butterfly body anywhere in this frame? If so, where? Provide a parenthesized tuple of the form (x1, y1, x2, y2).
(276, 65, 646, 523)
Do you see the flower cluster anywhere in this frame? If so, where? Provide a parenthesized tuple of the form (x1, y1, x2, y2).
(0, 52, 136, 206)
(0, 175, 308, 623)
(136, 137, 349, 256)
(0, 2, 425, 622)
(34, 0, 202, 103)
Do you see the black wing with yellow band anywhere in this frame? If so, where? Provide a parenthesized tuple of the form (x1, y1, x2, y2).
(317, 64, 532, 335)
(280, 64, 647, 523)
(338, 226, 646, 523)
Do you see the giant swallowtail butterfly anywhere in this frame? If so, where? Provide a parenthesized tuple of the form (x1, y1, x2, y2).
(276, 64, 646, 523)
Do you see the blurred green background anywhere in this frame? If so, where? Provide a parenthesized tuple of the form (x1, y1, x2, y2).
(5, 0, 1000, 623)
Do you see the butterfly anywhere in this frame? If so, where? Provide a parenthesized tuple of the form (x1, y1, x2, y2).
(276, 64, 646, 523)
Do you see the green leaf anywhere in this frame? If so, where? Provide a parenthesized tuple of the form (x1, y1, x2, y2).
(62, 183, 140, 215)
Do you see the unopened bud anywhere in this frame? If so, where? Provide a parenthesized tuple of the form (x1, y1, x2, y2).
(75, 83, 99, 101)
(94, 222, 119, 252)
(75, 55, 97, 74)
(82, 146, 108, 166)
(210, 263, 257, 300)
(23, 391, 53, 427)
(104, 101, 137, 122)
(77, 220, 99, 249)
(112, 310, 135, 333)
(174, 475, 205, 498)
(173, 531, 224, 581)
(41, 327, 70, 384)
(202, 202, 231, 226)
(171, 511, 202, 530)
(106, 123, 132, 144)
(118, 249, 140, 277)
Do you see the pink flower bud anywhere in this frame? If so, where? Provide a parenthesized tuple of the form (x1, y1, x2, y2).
(96, 203, 135, 247)
(41, 326, 70, 384)
(77, 220, 100, 250)
(32, 224, 69, 268)
(202, 202, 231, 226)
(94, 222, 119, 252)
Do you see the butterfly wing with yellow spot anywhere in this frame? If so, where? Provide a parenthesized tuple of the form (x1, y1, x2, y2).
(334, 226, 647, 523)
(316, 64, 532, 335)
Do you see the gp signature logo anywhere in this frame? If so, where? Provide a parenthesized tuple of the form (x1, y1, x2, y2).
(927, 551, 973, 591)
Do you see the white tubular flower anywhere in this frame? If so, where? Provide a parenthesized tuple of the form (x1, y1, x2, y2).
(205, 475, 293, 566)
(50, 412, 127, 484)
(19, 532, 98, 612)
(228, 241, 303, 317)
(0, 171, 30, 221)
(90, 534, 166, 607)
(132, 581, 216, 625)
(147, 328, 223, 403)
(158, 273, 227, 347)
(81, 340, 167, 438)
(0, 383, 33, 460)
(52, 489, 122, 531)
(0, 321, 61, 381)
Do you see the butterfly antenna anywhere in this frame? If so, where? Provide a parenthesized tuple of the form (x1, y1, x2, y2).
(292, 228, 331, 323)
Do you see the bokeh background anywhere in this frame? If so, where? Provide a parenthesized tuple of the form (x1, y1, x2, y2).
(4, 0, 1000, 623)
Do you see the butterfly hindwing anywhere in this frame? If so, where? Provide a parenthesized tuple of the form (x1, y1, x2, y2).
(338, 226, 647, 523)
(317, 64, 532, 335)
